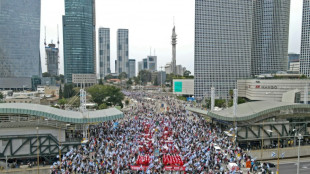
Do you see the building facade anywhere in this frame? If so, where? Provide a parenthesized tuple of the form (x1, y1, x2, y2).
(288, 53, 300, 70)
(194, 0, 252, 99)
(237, 79, 310, 102)
(300, 0, 310, 77)
(45, 43, 59, 76)
(0, 0, 41, 89)
(63, 0, 96, 83)
(117, 29, 129, 75)
(147, 56, 157, 72)
(98, 28, 110, 79)
(138, 61, 143, 73)
(128, 59, 136, 78)
(251, 0, 291, 76)
(173, 79, 194, 95)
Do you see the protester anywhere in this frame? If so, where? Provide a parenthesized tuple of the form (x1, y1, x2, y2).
(51, 91, 249, 173)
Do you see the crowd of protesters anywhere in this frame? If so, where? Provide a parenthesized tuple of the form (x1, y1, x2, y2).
(50, 91, 253, 174)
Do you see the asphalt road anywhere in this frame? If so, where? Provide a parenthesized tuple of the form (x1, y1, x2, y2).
(268, 161, 310, 174)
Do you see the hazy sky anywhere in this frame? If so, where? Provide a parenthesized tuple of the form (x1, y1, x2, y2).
(40, 0, 303, 75)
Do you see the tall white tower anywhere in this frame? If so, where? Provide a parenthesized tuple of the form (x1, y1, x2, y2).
(171, 26, 177, 75)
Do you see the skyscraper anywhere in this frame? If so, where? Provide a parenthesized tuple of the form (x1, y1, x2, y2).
(99, 28, 110, 79)
(171, 26, 177, 75)
(147, 56, 157, 72)
(128, 59, 136, 78)
(251, 0, 290, 75)
(194, 0, 252, 99)
(300, 0, 310, 77)
(63, 0, 96, 83)
(45, 43, 59, 76)
(0, 0, 41, 89)
(117, 29, 129, 75)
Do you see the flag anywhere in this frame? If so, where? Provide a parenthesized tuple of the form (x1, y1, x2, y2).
(281, 152, 285, 158)
(271, 152, 276, 157)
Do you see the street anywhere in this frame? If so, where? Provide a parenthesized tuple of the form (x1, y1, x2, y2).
(266, 157, 310, 174)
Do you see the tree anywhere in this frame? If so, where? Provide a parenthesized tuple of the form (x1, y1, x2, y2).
(59, 85, 63, 99)
(57, 98, 67, 109)
(42, 72, 51, 77)
(215, 99, 226, 108)
(125, 99, 129, 106)
(133, 77, 140, 85)
(0, 92, 3, 100)
(300, 74, 307, 79)
(153, 76, 159, 86)
(59, 74, 65, 83)
(183, 70, 191, 77)
(118, 72, 128, 79)
(138, 70, 152, 85)
(99, 103, 108, 109)
(99, 79, 103, 85)
(63, 84, 76, 98)
(105, 74, 114, 80)
(54, 75, 60, 81)
(126, 78, 132, 86)
(229, 90, 233, 99)
(88, 85, 125, 108)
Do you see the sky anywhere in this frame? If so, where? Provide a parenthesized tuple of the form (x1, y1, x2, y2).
(40, 0, 303, 75)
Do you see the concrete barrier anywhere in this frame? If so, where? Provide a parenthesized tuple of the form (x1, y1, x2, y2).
(0, 166, 51, 174)
(247, 145, 310, 160)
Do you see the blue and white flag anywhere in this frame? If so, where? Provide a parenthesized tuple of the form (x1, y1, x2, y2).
(281, 152, 285, 158)
(271, 152, 276, 157)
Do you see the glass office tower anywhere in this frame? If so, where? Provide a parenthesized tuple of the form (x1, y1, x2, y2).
(0, 0, 41, 89)
(63, 0, 96, 83)
(251, 0, 290, 75)
(99, 28, 110, 79)
(194, 0, 252, 99)
(300, 0, 310, 77)
(117, 29, 129, 75)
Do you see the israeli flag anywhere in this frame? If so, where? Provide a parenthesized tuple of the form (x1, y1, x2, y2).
(281, 152, 285, 158)
(271, 152, 276, 157)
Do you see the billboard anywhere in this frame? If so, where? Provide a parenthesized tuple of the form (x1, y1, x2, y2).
(174, 81, 183, 92)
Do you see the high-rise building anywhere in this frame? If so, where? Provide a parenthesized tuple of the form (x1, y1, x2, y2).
(99, 28, 110, 79)
(138, 61, 143, 73)
(45, 43, 59, 76)
(171, 26, 177, 74)
(0, 0, 41, 89)
(300, 0, 310, 77)
(128, 59, 136, 78)
(117, 29, 129, 75)
(288, 53, 300, 70)
(194, 0, 252, 99)
(251, 0, 290, 75)
(147, 56, 157, 72)
(63, 0, 96, 83)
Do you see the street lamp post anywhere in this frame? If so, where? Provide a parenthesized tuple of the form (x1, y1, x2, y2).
(261, 121, 264, 160)
(297, 133, 303, 174)
(36, 127, 39, 174)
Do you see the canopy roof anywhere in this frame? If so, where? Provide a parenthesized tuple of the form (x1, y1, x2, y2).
(186, 101, 310, 122)
(0, 103, 123, 123)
